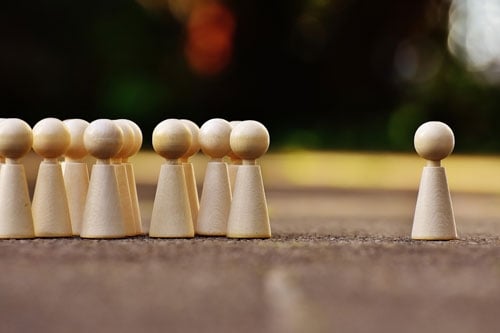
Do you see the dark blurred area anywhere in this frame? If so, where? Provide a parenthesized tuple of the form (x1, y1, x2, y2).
(2, 0, 500, 152)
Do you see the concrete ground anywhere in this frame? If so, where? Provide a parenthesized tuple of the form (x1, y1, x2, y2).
(1, 186, 499, 333)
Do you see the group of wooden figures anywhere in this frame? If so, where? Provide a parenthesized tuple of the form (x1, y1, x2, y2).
(0, 118, 272, 239)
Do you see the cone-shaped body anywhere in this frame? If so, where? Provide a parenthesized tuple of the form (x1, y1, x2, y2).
(228, 164, 239, 193)
(412, 166, 458, 240)
(80, 164, 127, 238)
(62, 161, 89, 235)
(150, 163, 194, 237)
(115, 164, 136, 236)
(227, 165, 271, 238)
(125, 162, 143, 235)
(183, 162, 199, 229)
(196, 161, 231, 236)
(32, 161, 72, 237)
(0, 164, 34, 238)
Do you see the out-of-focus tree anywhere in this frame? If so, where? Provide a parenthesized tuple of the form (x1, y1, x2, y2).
(1, 0, 500, 152)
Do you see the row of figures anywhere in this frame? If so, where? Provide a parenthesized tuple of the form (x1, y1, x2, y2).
(0, 118, 143, 238)
(0, 117, 271, 239)
(150, 118, 271, 238)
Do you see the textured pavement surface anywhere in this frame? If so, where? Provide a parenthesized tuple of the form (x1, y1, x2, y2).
(1, 187, 500, 333)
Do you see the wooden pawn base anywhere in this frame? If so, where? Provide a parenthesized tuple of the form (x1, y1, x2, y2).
(125, 162, 143, 235)
(0, 163, 34, 238)
(149, 163, 194, 238)
(227, 165, 271, 238)
(115, 164, 136, 236)
(32, 161, 72, 237)
(80, 164, 127, 238)
(228, 164, 239, 193)
(196, 161, 231, 236)
(412, 166, 458, 240)
(62, 161, 89, 236)
(183, 162, 199, 230)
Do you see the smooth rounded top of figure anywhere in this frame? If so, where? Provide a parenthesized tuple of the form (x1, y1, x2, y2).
(32, 118, 71, 159)
(63, 119, 89, 160)
(227, 120, 242, 161)
(230, 120, 270, 161)
(199, 118, 232, 158)
(84, 119, 124, 160)
(414, 121, 455, 161)
(153, 119, 192, 160)
(123, 120, 142, 156)
(0, 118, 33, 160)
(180, 119, 200, 159)
(114, 119, 136, 159)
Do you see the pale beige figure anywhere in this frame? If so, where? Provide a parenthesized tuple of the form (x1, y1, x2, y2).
(62, 119, 90, 236)
(121, 120, 143, 235)
(149, 119, 194, 238)
(32, 118, 73, 237)
(0, 119, 5, 171)
(0, 119, 35, 238)
(228, 120, 242, 192)
(80, 119, 127, 238)
(227, 120, 271, 238)
(412, 121, 458, 240)
(180, 119, 201, 229)
(196, 118, 233, 236)
(113, 120, 137, 236)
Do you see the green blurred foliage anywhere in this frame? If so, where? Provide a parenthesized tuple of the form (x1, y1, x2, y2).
(1, 0, 500, 152)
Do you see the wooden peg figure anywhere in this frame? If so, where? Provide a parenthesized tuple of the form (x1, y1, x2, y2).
(32, 118, 73, 237)
(62, 119, 90, 236)
(227, 120, 271, 238)
(149, 119, 194, 238)
(119, 119, 144, 235)
(196, 118, 233, 236)
(80, 119, 127, 238)
(228, 120, 243, 192)
(0, 119, 35, 238)
(180, 119, 201, 229)
(113, 120, 137, 236)
(0, 119, 5, 172)
(412, 121, 458, 240)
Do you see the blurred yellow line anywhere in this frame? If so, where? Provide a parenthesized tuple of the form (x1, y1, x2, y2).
(130, 150, 500, 194)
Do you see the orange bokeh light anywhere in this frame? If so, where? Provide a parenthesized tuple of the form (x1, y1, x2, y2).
(185, 1, 236, 76)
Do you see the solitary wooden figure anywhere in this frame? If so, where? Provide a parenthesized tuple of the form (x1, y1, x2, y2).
(412, 121, 458, 240)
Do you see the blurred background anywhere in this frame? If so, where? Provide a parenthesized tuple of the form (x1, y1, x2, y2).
(2, 0, 500, 152)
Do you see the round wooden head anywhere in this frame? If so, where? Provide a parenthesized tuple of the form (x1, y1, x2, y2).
(114, 119, 136, 160)
(180, 119, 200, 159)
(32, 118, 71, 159)
(414, 121, 454, 162)
(84, 119, 124, 160)
(199, 118, 232, 159)
(0, 118, 33, 160)
(227, 120, 242, 161)
(63, 119, 89, 160)
(123, 120, 142, 157)
(152, 119, 192, 160)
(230, 120, 270, 161)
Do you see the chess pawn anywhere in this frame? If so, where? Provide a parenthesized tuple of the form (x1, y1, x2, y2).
(113, 120, 137, 236)
(180, 119, 200, 229)
(0, 119, 35, 238)
(80, 119, 127, 238)
(119, 119, 144, 235)
(32, 118, 73, 237)
(228, 120, 242, 192)
(411, 121, 458, 240)
(149, 119, 194, 238)
(196, 118, 232, 236)
(227, 120, 271, 238)
(62, 119, 90, 236)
